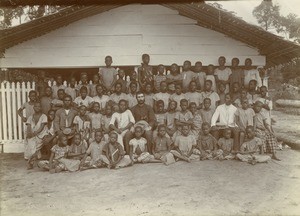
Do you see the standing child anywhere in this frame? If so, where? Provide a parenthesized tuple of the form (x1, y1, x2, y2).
(214, 56, 232, 93)
(153, 81, 170, 112)
(194, 61, 206, 91)
(166, 101, 178, 138)
(244, 58, 262, 89)
(144, 82, 154, 108)
(88, 102, 103, 142)
(199, 98, 214, 126)
(51, 89, 65, 111)
(76, 72, 90, 96)
(138, 54, 154, 91)
(99, 56, 118, 94)
(195, 123, 218, 160)
(152, 125, 175, 165)
(154, 64, 167, 93)
(185, 81, 203, 109)
(170, 124, 199, 162)
(215, 128, 235, 160)
(73, 105, 91, 144)
(69, 133, 88, 160)
(206, 64, 217, 92)
(74, 86, 94, 110)
(230, 57, 244, 88)
(236, 126, 271, 164)
(166, 63, 183, 86)
(253, 101, 280, 160)
(40, 86, 53, 115)
(200, 80, 220, 111)
(80, 131, 106, 169)
(169, 83, 185, 111)
(38, 134, 80, 173)
(181, 60, 197, 92)
(102, 132, 132, 169)
(65, 77, 77, 101)
(234, 99, 255, 146)
(129, 126, 158, 163)
(115, 69, 128, 93)
(109, 99, 135, 153)
(127, 81, 138, 108)
(89, 74, 100, 97)
(18, 90, 37, 123)
(52, 74, 66, 99)
(25, 102, 48, 168)
(217, 83, 226, 105)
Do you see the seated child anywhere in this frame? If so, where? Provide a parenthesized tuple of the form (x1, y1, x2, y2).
(215, 128, 235, 160)
(169, 83, 185, 111)
(185, 81, 203, 109)
(152, 125, 175, 165)
(174, 99, 193, 128)
(93, 84, 110, 113)
(102, 132, 132, 169)
(38, 134, 80, 173)
(127, 81, 138, 108)
(201, 80, 220, 110)
(166, 101, 177, 138)
(88, 102, 103, 141)
(236, 126, 271, 164)
(234, 99, 255, 145)
(76, 72, 90, 96)
(247, 80, 259, 106)
(189, 102, 203, 139)
(115, 69, 128, 93)
(109, 83, 128, 111)
(25, 102, 48, 168)
(129, 126, 159, 163)
(253, 101, 280, 161)
(206, 64, 217, 92)
(155, 100, 167, 126)
(101, 104, 113, 141)
(69, 133, 88, 160)
(255, 85, 273, 126)
(199, 98, 214, 126)
(233, 88, 248, 108)
(217, 83, 226, 105)
(51, 89, 65, 111)
(80, 131, 106, 169)
(144, 82, 154, 108)
(153, 81, 170, 112)
(194, 123, 218, 160)
(127, 71, 139, 93)
(52, 74, 66, 99)
(109, 99, 135, 153)
(154, 64, 167, 93)
(170, 124, 199, 162)
(74, 86, 94, 111)
(73, 105, 91, 144)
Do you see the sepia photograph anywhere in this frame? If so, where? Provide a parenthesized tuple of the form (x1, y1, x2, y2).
(0, 0, 300, 215)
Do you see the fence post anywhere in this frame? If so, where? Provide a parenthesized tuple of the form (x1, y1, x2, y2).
(1, 82, 7, 141)
(16, 82, 23, 140)
(11, 82, 17, 140)
(6, 82, 13, 140)
(0, 83, 3, 140)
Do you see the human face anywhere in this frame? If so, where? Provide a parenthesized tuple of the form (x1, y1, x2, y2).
(233, 83, 239, 93)
(202, 125, 210, 135)
(29, 92, 37, 102)
(231, 58, 239, 67)
(260, 87, 267, 97)
(45, 87, 52, 97)
(175, 85, 182, 94)
(142, 55, 150, 64)
(249, 81, 256, 91)
(118, 70, 125, 79)
(207, 66, 214, 75)
(115, 84, 122, 93)
(160, 82, 167, 93)
(136, 93, 145, 104)
(56, 76, 63, 85)
(224, 129, 231, 139)
(225, 94, 231, 105)
(145, 84, 152, 93)
(79, 106, 87, 116)
(205, 81, 212, 91)
(218, 57, 225, 66)
(254, 102, 263, 113)
(170, 64, 178, 75)
(48, 111, 55, 121)
(109, 133, 118, 143)
(157, 103, 164, 112)
(203, 99, 211, 109)
(80, 90, 87, 99)
(180, 101, 188, 111)
(158, 127, 166, 137)
(70, 78, 76, 87)
(241, 99, 249, 109)
(81, 74, 88, 84)
(105, 106, 112, 116)
(105, 57, 112, 67)
(169, 101, 177, 111)
(119, 101, 127, 112)
(246, 127, 255, 139)
(158, 65, 165, 75)
(131, 71, 137, 80)
(96, 85, 104, 95)
(194, 62, 202, 72)
(134, 127, 143, 138)
(183, 61, 191, 71)
(241, 90, 247, 99)
(93, 75, 99, 83)
(219, 84, 226, 93)
(93, 103, 100, 113)
(189, 104, 197, 114)
(33, 103, 41, 113)
(245, 58, 252, 67)
(58, 90, 65, 100)
(181, 125, 189, 136)
(95, 131, 103, 143)
(189, 82, 197, 92)
(60, 136, 68, 147)
(74, 134, 81, 145)
(130, 84, 137, 93)
(63, 97, 72, 108)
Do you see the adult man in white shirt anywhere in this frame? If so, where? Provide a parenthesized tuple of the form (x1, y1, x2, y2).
(211, 93, 240, 150)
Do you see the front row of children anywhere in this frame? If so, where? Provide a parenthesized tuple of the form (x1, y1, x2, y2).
(33, 121, 272, 173)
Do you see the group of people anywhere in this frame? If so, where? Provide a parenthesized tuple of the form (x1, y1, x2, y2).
(18, 54, 281, 173)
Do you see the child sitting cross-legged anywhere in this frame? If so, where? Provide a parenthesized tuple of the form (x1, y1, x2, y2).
(80, 130, 106, 170)
(38, 134, 81, 173)
(102, 132, 132, 169)
(152, 125, 176, 165)
(129, 126, 160, 164)
(215, 128, 235, 160)
(194, 122, 218, 160)
(68, 133, 87, 161)
(170, 124, 200, 162)
(73, 105, 91, 145)
(236, 126, 271, 165)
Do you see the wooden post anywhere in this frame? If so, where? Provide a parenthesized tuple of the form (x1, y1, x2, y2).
(1, 82, 7, 141)
(11, 82, 17, 140)
(7, 82, 12, 140)
(16, 82, 23, 140)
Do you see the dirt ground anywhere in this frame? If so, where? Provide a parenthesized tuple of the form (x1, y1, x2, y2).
(1, 149, 300, 216)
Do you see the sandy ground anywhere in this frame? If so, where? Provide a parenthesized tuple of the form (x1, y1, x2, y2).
(1, 149, 300, 216)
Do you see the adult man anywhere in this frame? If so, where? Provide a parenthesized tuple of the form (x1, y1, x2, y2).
(53, 95, 77, 144)
(124, 92, 157, 154)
